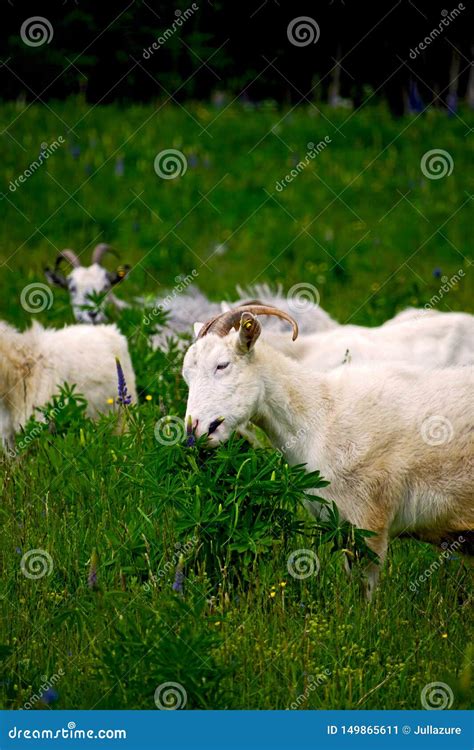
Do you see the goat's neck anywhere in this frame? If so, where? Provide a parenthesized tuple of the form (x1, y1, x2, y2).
(252, 344, 329, 455)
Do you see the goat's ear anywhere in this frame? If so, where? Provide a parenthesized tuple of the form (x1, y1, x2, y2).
(107, 264, 130, 286)
(237, 312, 261, 353)
(44, 267, 68, 289)
(193, 321, 204, 339)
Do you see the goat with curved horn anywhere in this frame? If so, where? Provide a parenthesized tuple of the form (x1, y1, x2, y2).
(91, 243, 115, 265)
(55, 249, 81, 268)
(197, 304, 299, 341)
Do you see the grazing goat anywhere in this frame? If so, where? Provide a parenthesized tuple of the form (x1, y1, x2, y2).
(45, 245, 129, 324)
(183, 306, 474, 596)
(0, 321, 136, 452)
(260, 311, 474, 369)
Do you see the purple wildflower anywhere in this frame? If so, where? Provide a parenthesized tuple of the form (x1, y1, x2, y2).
(88, 549, 98, 590)
(447, 92, 457, 116)
(70, 144, 81, 159)
(172, 555, 184, 594)
(432, 267, 442, 279)
(41, 687, 58, 704)
(186, 415, 196, 447)
(115, 157, 124, 176)
(115, 358, 132, 406)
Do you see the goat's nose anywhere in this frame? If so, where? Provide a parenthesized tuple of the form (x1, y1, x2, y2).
(208, 417, 224, 436)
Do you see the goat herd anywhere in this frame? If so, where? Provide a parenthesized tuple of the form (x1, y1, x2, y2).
(2, 244, 473, 596)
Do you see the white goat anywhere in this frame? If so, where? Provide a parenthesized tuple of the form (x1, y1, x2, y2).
(183, 306, 474, 595)
(261, 311, 474, 369)
(0, 321, 136, 452)
(45, 245, 129, 324)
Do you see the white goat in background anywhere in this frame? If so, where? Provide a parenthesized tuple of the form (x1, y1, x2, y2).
(44, 245, 129, 324)
(43, 248, 472, 363)
(259, 310, 474, 369)
(183, 306, 474, 596)
(0, 321, 136, 453)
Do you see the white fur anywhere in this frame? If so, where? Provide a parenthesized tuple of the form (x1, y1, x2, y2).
(261, 311, 474, 370)
(0, 321, 136, 451)
(183, 324, 474, 594)
(63, 265, 114, 324)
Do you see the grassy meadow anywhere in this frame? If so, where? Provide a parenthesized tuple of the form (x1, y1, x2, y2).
(0, 99, 473, 710)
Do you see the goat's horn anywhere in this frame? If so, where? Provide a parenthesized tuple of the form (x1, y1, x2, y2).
(197, 305, 298, 341)
(92, 243, 114, 265)
(55, 249, 81, 268)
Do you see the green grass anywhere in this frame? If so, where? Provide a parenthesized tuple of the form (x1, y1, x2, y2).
(0, 100, 473, 711)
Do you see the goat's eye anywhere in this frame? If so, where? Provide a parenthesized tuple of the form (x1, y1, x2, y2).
(216, 362, 229, 371)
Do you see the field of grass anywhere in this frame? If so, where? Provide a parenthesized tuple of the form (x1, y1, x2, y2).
(0, 100, 472, 711)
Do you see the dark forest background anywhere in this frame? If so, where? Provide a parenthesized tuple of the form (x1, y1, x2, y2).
(1, 1, 473, 116)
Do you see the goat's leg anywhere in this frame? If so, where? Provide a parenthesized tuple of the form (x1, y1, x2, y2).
(363, 530, 388, 601)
